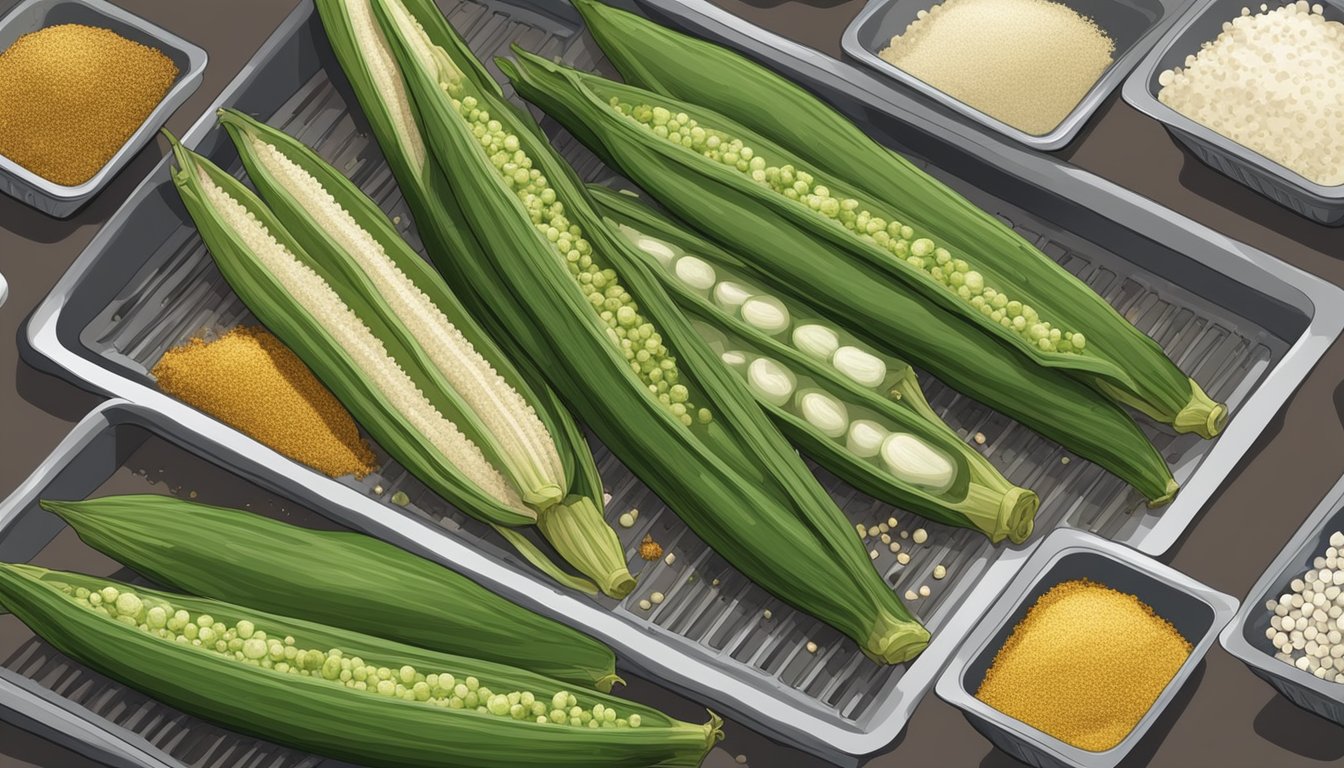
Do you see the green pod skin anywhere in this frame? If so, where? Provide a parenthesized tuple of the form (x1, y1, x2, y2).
(216, 109, 633, 598)
(500, 52, 1178, 507)
(568, 0, 1225, 441)
(368, 0, 929, 663)
(591, 187, 1037, 544)
(0, 565, 721, 768)
(41, 495, 620, 691)
(168, 138, 611, 595)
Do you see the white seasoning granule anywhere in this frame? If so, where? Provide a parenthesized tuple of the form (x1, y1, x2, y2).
(870, 549, 880, 560)
(1268, 529, 1344, 676)
(878, 0, 1115, 135)
(1158, 2, 1344, 186)
(664, 552, 676, 566)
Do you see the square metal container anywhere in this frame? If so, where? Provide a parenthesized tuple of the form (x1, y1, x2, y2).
(936, 528, 1238, 768)
(1122, 0, 1344, 225)
(17, 0, 1344, 764)
(0, 0, 207, 218)
(0, 401, 375, 768)
(842, 0, 1196, 150)
(1220, 473, 1344, 725)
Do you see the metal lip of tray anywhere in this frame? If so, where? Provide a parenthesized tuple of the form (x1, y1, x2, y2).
(1122, 0, 1344, 225)
(936, 528, 1238, 768)
(1220, 473, 1344, 726)
(0, 0, 208, 218)
(18, 0, 1344, 763)
(842, 0, 1198, 151)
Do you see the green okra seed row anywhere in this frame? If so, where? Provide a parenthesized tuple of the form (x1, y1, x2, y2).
(610, 100, 1085, 354)
(442, 85, 709, 426)
(63, 581, 640, 728)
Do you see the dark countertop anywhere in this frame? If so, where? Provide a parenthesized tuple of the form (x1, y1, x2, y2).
(2, 1, 1342, 766)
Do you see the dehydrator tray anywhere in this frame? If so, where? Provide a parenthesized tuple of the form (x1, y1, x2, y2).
(18, 0, 1344, 764)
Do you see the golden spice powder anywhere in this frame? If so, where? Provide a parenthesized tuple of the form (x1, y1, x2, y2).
(0, 24, 178, 185)
(976, 578, 1191, 751)
(153, 326, 378, 479)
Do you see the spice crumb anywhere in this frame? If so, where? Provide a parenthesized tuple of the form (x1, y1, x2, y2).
(372, 484, 384, 495)
(639, 535, 663, 561)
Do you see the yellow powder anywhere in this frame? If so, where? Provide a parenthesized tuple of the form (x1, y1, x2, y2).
(879, 0, 1114, 136)
(976, 578, 1191, 751)
(153, 326, 377, 479)
(0, 24, 178, 185)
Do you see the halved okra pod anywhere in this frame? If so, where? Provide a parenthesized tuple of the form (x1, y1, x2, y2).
(569, 0, 1225, 440)
(0, 564, 721, 768)
(44, 495, 620, 691)
(167, 134, 631, 597)
(500, 51, 1179, 507)
(362, 0, 929, 663)
(592, 186, 1038, 544)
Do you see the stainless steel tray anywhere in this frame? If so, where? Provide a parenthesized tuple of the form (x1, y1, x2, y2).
(0, 0, 207, 218)
(19, 0, 1344, 763)
(1122, 0, 1344, 225)
(1220, 472, 1344, 726)
(936, 528, 1237, 768)
(842, 0, 1196, 150)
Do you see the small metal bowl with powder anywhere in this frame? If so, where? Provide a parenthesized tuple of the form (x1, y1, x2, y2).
(877, 0, 1116, 135)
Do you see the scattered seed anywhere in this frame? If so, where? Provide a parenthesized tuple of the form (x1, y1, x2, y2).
(1061, 456, 1071, 465)
(889, 542, 901, 553)
(897, 553, 911, 565)
(856, 523, 867, 538)
(390, 490, 409, 507)
(372, 484, 384, 495)
(867, 525, 880, 538)
(736, 755, 748, 764)
(913, 528, 929, 545)
(618, 512, 635, 528)
(392, 215, 402, 225)
(880, 533, 892, 544)
(878, 523, 890, 533)
(933, 564, 948, 580)
(664, 552, 677, 566)
(974, 432, 987, 445)
(712, 578, 721, 587)
(901, 530, 909, 539)
(603, 491, 612, 505)
(188, 490, 198, 499)
(763, 609, 773, 620)
(638, 599, 652, 611)
(630, 508, 639, 520)
(870, 549, 879, 560)
(919, 585, 931, 597)
(806, 641, 818, 653)
(650, 591, 665, 605)
(887, 516, 899, 528)
(905, 589, 919, 600)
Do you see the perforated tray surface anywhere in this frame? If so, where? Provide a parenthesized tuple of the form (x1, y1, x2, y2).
(19, 0, 1344, 764)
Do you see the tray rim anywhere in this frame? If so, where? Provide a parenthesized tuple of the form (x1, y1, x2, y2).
(16, 0, 1344, 761)
(1120, 0, 1344, 206)
(1218, 469, 1344, 716)
(0, 0, 209, 216)
(841, 0, 1199, 151)
(934, 527, 1239, 768)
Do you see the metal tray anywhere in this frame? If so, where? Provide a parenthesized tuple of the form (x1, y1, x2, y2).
(18, 0, 1344, 763)
(842, 0, 1194, 150)
(0, 0, 207, 218)
(1220, 473, 1344, 725)
(936, 528, 1238, 768)
(1122, 0, 1344, 225)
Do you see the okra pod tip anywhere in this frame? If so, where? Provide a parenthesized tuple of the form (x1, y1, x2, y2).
(868, 611, 931, 665)
(998, 487, 1038, 546)
(1176, 379, 1227, 440)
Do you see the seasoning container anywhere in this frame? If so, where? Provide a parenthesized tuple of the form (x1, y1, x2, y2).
(844, 0, 1199, 150)
(0, 0, 206, 217)
(936, 529, 1237, 768)
(1221, 472, 1344, 726)
(1123, 0, 1344, 224)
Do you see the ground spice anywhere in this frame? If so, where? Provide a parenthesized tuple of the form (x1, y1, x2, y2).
(878, 0, 1114, 136)
(153, 326, 377, 479)
(639, 534, 663, 561)
(0, 24, 178, 185)
(975, 578, 1191, 751)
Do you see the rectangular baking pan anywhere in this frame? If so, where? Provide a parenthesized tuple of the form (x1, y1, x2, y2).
(19, 0, 1344, 763)
(936, 528, 1237, 768)
(842, 0, 1196, 150)
(0, 0, 207, 218)
(1122, 0, 1344, 225)
(1220, 473, 1344, 725)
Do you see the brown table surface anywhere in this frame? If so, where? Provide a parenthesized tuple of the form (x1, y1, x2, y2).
(2, 1, 1343, 766)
